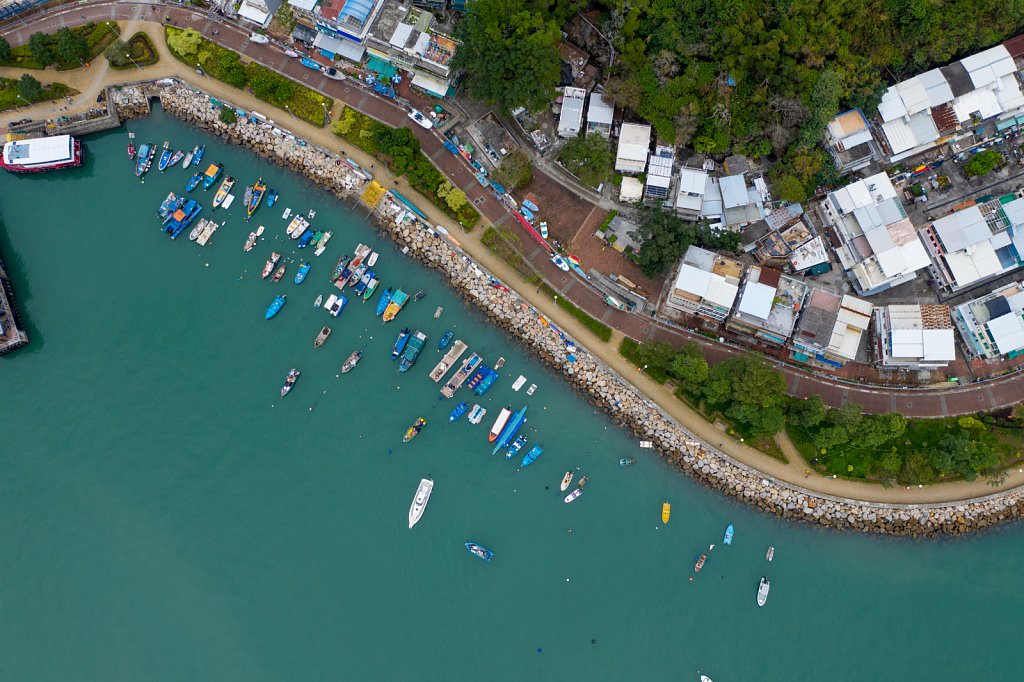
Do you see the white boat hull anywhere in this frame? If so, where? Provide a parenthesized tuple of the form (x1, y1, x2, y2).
(408, 478, 434, 528)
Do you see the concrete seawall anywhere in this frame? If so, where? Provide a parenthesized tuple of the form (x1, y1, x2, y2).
(137, 80, 1024, 537)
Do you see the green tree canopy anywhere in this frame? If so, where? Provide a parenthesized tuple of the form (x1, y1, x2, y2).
(788, 395, 826, 430)
(668, 342, 709, 391)
(0, 36, 11, 62)
(104, 39, 130, 67)
(454, 0, 561, 111)
(18, 74, 43, 102)
(929, 432, 999, 481)
(558, 133, 614, 187)
(28, 32, 54, 66)
(55, 27, 88, 64)
(964, 149, 1003, 177)
(493, 149, 533, 190)
(628, 206, 741, 276)
(167, 28, 203, 61)
(703, 357, 788, 437)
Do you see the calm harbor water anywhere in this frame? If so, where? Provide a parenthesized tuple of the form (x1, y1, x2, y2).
(2, 107, 1023, 680)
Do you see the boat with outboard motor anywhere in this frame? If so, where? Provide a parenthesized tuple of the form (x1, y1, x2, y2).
(202, 162, 222, 189)
(577, 476, 588, 488)
(341, 350, 362, 373)
(265, 294, 287, 319)
(429, 341, 467, 382)
(441, 353, 482, 398)
(266, 188, 277, 207)
(619, 457, 636, 466)
(314, 325, 331, 348)
(157, 142, 172, 171)
(408, 478, 434, 529)
(353, 270, 373, 296)
(694, 554, 707, 573)
(723, 524, 734, 545)
(564, 489, 582, 503)
(449, 402, 469, 422)
(521, 445, 543, 467)
(314, 231, 332, 256)
(127, 134, 136, 160)
(662, 502, 671, 524)
(391, 328, 411, 359)
(262, 252, 281, 279)
(363, 277, 380, 300)
(404, 417, 426, 443)
(757, 577, 770, 606)
(286, 215, 309, 239)
(135, 142, 153, 177)
(314, 294, 323, 308)
(272, 263, 287, 283)
(438, 331, 454, 350)
(185, 171, 202, 192)
(191, 145, 205, 167)
(247, 178, 266, 218)
(297, 229, 316, 249)
(465, 542, 493, 562)
(242, 184, 253, 209)
(375, 288, 393, 317)
(505, 435, 527, 460)
(488, 408, 512, 442)
(212, 176, 235, 208)
(766, 546, 775, 562)
(560, 471, 574, 491)
(467, 404, 486, 424)
(325, 294, 347, 317)
(282, 207, 292, 219)
(382, 289, 409, 323)
(280, 368, 300, 397)
(492, 406, 527, 454)
(294, 262, 311, 284)
(167, 149, 185, 168)
(399, 331, 427, 372)
(182, 145, 197, 168)
(331, 254, 351, 282)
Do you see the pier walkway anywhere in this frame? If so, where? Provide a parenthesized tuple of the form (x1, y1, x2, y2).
(0, 246, 29, 354)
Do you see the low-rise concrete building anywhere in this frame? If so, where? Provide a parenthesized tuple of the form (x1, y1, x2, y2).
(664, 246, 743, 323)
(918, 195, 1024, 293)
(674, 167, 707, 220)
(557, 87, 587, 138)
(726, 266, 808, 345)
(585, 92, 614, 138)
(239, 0, 283, 27)
(645, 145, 674, 199)
(790, 290, 873, 367)
(953, 281, 1024, 359)
(615, 123, 651, 174)
(874, 303, 957, 369)
(825, 109, 878, 173)
(821, 172, 930, 295)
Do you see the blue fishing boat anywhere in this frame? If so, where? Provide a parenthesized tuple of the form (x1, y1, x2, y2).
(247, 178, 267, 219)
(157, 142, 172, 171)
(491, 406, 528, 454)
(265, 294, 287, 319)
(473, 369, 499, 396)
(522, 199, 539, 212)
(438, 331, 454, 350)
(294, 262, 311, 284)
(473, 368, 497, 395)
(521, 445, 543, 467)
(135, 142, 153, 177)
(466, 365, 490, 391)
(185, 172, 202, 192)
(353, 270, 373, 296)
(331, 254, 351, 281)
(266, 188, 278, 207)
(465, 542, 493, 563)
(297, 229, 315, 248)
(399, 331, 427, 372)
(157, 191, 181, 219)
(375, 288, 394, 317)
(166, 200, 202, 239)
(191, 145, 205, 167)
(448, 402, 468, 422)
(202, 163, 222, 189)
(505, 434, 527, 459)
(300, 57, 321, 70)
(723, 524, 734, 545)
(391, 328, 411, 359)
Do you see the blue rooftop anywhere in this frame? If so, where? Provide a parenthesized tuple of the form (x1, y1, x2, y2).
(341, 0, 374, 27)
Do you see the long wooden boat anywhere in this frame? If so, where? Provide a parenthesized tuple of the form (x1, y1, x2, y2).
(382, 289, 409, 323)
(429, 340, 467, 382)
(212, 175, 235, 208)
(440, 353, 481, 398)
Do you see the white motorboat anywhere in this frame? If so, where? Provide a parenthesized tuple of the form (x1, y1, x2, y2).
(766, 546, 775, 562)
(564, 489, 582, 504)
(526, 383, 537, 395)
(467, 404, 487, 424)
(314, 294, 323, 308)
(367, 251, 379, 266)
(408, 478, 434, 528)
(488, 407, 512, 443)
(197, 220, 218, 246)
(757, 577, 770, 607)
(512, 375, 527, 391)
(560, 471, 573, 491)
(282, 207, 292, 219)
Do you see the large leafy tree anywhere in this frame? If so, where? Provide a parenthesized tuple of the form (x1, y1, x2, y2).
(558, 133, 614, 187)
(628, 206, 741, 277)
(0, 37, 11, 62)
(18, 74, 43, 102)
(28, 32, 54, 66)
(55, 27, 88, 64)
(454, 0, 561, 112)
(703, 357, 788, 438)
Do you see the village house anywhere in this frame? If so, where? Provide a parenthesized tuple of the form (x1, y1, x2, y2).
(952, 281, 1024, 359)
(789, 290, 873, 368)
(873, 304, 957, 369)
(663, 246, 743, 323)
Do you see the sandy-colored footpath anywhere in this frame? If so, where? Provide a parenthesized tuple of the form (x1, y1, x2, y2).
(4, 20, 1024, 505)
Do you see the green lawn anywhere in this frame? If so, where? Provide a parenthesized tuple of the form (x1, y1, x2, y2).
(164, 27, 332, 127)
(538, 282, 612, 342)
(0, 77, 74, 112)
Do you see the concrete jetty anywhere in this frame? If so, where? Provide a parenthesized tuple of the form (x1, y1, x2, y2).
(0, 246, 29, 355)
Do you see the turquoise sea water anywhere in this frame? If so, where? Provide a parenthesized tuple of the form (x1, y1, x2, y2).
(2, 107, 1023, 680)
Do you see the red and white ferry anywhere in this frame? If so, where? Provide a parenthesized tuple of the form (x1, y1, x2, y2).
(1, 135, 83, 173)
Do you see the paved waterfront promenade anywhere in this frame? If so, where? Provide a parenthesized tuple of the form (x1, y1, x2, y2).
(7, 3, 1024, 504)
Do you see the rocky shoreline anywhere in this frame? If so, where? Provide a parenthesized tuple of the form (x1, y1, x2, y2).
(116, 81, 1024, 537)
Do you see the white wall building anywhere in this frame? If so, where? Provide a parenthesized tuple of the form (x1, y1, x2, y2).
(821, 172, 931, 295)
(874, 304, 957, 369)
(557, 87, 587, 138)
(239, 0, 283, 27)
(953, 281, 1024, 359)
(664, 246, 743, 322)
(615, 123, 651, 174)
(585, 93, 614, 138)
(674, 167, 708, 220)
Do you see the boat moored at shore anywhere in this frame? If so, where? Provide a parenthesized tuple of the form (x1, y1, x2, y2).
(212, 175, 235, 208)
(375, 288, 393, 317)
(391, 328, 411, 359)
(382, 289, 409, 323)
(202, 162, 222, 189)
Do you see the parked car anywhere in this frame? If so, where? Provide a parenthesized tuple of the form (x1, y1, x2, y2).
(249, 33, 270, 44)
(407, 109, 433, 130)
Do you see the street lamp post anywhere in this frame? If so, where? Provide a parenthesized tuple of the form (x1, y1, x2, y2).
(127, 53, 142, 71)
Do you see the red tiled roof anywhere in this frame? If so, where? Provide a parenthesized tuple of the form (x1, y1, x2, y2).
(931, 104, 958, 133)
(1004, 34, 1024, 59)
(320, 0, 343, 22)
(759, 267, 782, 287)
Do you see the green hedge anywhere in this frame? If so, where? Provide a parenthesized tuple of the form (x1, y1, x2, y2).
(164, 27, 332, 126)
(109, 32, 159, 70)
(0, 77, 72, 112)
(0, 22, 118, 70)
(331, 105, 481, 229)
(539, 283, 612, 342)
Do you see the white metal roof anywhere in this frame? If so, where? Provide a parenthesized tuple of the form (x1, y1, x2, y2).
(3, 135, 74, 166)
(944, 242, 1003, 287)
(647, 153, 673, 178)
(878, 89, 908, 122)
(918, 68, 955, 106)
(411, 71, 449, 97)
(586, 93, 614, 126)
(841, 294, 874, 319)
(932, 205, 990, 252)
(720, 175, 748, 209)
(619, 176, 644, 202)
(288, 0, 318, 10)
(672, 263, 738, 309)
(987, 312, 1024, 354)
(676, 168, 707, 196)
(616, 123, 651, 170)
(897, 77, 931, 115)
(738, 281, 776, 319)
(558, 90, 586, 136)
(390, 22, 414, 48)
(962, 45, 1015, 88)
(922, 328, 956, 361)
(645, 173, 671, 189)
